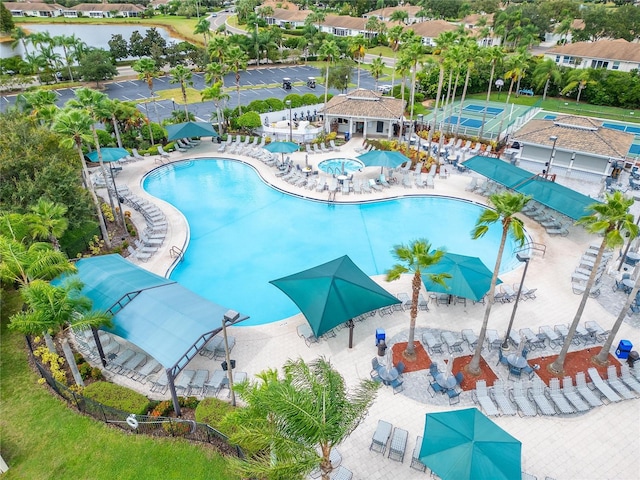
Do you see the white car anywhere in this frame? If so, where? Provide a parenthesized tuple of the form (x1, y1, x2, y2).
(378, 85, 392, 94)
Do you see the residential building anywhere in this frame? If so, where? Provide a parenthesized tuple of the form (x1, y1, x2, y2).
(4, 2, 64, 17)
(61, 3, 144, 19)
(363, 5, 425, 24)
(545, 39, 640, 73)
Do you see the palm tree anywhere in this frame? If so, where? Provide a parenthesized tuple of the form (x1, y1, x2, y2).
(97, 98, 124, 148)
(53, 34, 79, 81)
(201, 81, 229, 134)
(478, 46, 504, 140)
(9, 278, 111, 337)
(16, 90, 58, 120)
(390, 10, 409, 25)
(208, 36, 229, 88)
(370, 55, 385, 90)
(561, 68, 595, 104)
(532, 58, 562, 101)
(10, 26, 31, 55)
(550, 192, 637, 374)
(317, 40, 340, 132)
(27, 199, 68, 250)
(467, 192, 529, 375)
(223, 357, 379, 480)
(386, 239, 450, 361)
(348, 35, 366, 88)
(453, 39, 479, 139)
(226, 45, 248, 115)
(204, 61, 225, 87)
(169, 65, 193, 119)
(387, 25, 404, 91)
(132, 57, 160, 141)
(495, 51, 529, 144)
(52, 109, 111, 248)
(194, 18, 211, 47)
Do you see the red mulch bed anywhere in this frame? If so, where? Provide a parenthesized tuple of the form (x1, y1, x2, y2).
(390, 343, 498, 392)
(528, 348, 621, 384)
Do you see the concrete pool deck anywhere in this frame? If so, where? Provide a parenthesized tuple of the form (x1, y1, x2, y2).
(100, 139, 639, 480)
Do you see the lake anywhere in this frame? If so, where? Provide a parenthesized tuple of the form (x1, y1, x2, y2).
(1, 24, 175, 59)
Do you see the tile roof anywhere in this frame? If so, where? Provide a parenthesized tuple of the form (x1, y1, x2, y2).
(321, 14, 368, 31)
(73, 3, 145, 12)
(271, 8, 311, 22)
(513, 115, 635, 159)
(322, 89, 406, 120)
(547, 39, 640, 63)
(3, 2, 64, 11)
(460, 13, 494, 26)
(262, 0, 299, 10)
(406, 20, 459, 38)
(364, 6, 423, 18)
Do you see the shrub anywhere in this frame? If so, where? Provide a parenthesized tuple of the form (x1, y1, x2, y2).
(301, 93, 318, 106)
(90, 367, 103, 381)
(265, 98, 284, 112)
(162, 419, 193, 436)
(74, 353, 86, 365)
(78, 362, 93, 380)
(82, 381, 152, 415)
(33, 346, 67, 384)
(283, 93, 303, 108)
(195, 397, 236, 436)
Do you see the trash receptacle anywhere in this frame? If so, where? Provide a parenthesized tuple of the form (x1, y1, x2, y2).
(627, 350, 639, 368)
(375, 328, 385, 346)
(221, 360, 236, 371)
(344, 132, 350, 141)
(616, 340, 633, 359)
(377, 340, 387, 357)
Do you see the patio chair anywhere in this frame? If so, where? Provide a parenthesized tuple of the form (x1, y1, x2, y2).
(585, 321, 609, 342)
(587, 368, 621, 403)
(121, 352, 148, 378)
(539, 325, 562, 349)
(619, 365, 640, 394)
(428, 381, 444, 397)
(410, 436, 428, 471)
(313, 143, 321, 154)
(436, 293, 450, 306)
(369, 420, 393, 454)
(369, 178, 382, 191)
(422, 331, 444, 354)
(219, 371, 246, 397)
(529, 378, 557, 415)
(106, 349, 136, 374)
(321, 142, 331, 153)
(297, 324, 318, 347)
(157, 145, 171, 159)
(510, 380, 537, 417)
(203, 369, 227, 397)
(522, 472, 537, 480)
(606, 365, 636, 399)
(150, 371, 169, 394)
(461, 329, 479, 350)
(491, 380, 517, 415)
(199, 336, 224, 359)
(330, 140, 341, 151)
(390, 378, 404, 395)
(473, 380, 500, 416)
(561, 377, 591, 412)
(486, 329, 503, 350)
(378, 174, 391, 188)
(189, 369, 209, 397)
(397, 292, 412, 310)
(496, 348, 510, 367)
(174, 370, 196, 395)
(575, 372, 604, 407)
(132, 359, 161, 384)
(395, 361, 406, 379)
(447, 388, 461, 405)
(548, 378, 576, 414)
(387, 427, 408, 462)
(361, 178, 372, 193)
(329, 466, 352, 480)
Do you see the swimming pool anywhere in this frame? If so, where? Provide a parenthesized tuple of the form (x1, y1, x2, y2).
(144, 159, 522, 326)
(318, 158, 364, 174)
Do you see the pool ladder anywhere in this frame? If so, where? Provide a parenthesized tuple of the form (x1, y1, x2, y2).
(170, 245, 184, 262)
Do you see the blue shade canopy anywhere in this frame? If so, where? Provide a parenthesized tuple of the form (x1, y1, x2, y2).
(166, 121, 218, 141)
(463, 156, 597, 220)
(264, 141, 300, 154)
(86, 148, 130, 163)
(421, 252, 501, 302)
(270, 255, 400, 338)
(419, 408, 522, 480)
(357, 150, 411, 169)
(59, 254, 245, 369)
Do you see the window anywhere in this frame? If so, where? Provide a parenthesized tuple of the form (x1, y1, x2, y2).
(612, 62, 620, 70)
(562, 56, 574, 64)
(591, 60, 609, 69)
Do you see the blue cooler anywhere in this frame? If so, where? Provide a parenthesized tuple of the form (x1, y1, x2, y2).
(375, 328, 385, 346)
(616, 340, 633, 359)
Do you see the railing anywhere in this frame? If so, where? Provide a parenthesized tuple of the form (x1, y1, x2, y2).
(515, 241, 546, 258)
(170, 245, 184, 262)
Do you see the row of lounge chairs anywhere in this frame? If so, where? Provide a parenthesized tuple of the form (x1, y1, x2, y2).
(522, 201, 570, 236)
(305, 140, 341, 154)
(172, 137, 201, 153)
(571, 244, 613, 296)
(150, 368, 247, 398)
(369, 419, 429, 473)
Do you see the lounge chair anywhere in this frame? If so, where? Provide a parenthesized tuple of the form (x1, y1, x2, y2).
(473, 380, 500, 416)
(189, 369, 209, 397)
(329, 466, 352, 480)
(529, 378, 556, 415)
(127, 245, 152, 262)
(361, 178, 372, 193)
(561, 376, 591, 412)
(132, 359, 161, 384)
(378, 174, 391, 188)
(441, 331, 463, 353)
(313, 143, 321, 154)
(415, 174, 427, 189)
(176, 139, 191, 150)
(585, 321, 609, 342)
(321, 142, 331, 153)
(150, 371, 169, 394)
(486, 329, 502, 350)
(547, 378, 575, 414)
(619, 365, 640, 394)
(157, 145, 171, 159)
(218, 136, 231, 152)
(425, 175, 435, 189)
(369, 178, 382, 192)
(510, 380, 537, 416)
(587, 368, 621, 403)
(204, 369, 227, 396)
(397, 292, 412, 310)
(174, 369, 196, 395)
(329, 139, 340, 151)
(465, 177, 478, 191)
(106, 349, 135, 374)
(369, 420, 393, 454)
(462, 329, 479, 350)
(606, 365, 636, 399)
(418, 294, 429, 311)
(387, 427, 408, 462)
(132, 148, 145, 160)
(297, 324, 318, 347)
(575, 372, 604, 407)
(422, 331, 444, 354)
(410, 436, 427, 472)
(315, 177, 327, 192)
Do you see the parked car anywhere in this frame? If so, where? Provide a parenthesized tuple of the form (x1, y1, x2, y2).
(378, 85, 392, 94)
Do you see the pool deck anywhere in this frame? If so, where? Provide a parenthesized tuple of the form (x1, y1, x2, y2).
(103, 139, 639, 480)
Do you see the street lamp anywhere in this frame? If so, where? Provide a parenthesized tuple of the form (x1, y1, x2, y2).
(171, 98, 176, 112)
(545, 135, 558, 178)
(285, 100, 292, 142)
(108, 161, 127, 229)
(502, 253, 531, 350)
(222, 310, 241, 406)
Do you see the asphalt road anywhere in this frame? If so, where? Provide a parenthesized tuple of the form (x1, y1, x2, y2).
(3, 65, 380, 123)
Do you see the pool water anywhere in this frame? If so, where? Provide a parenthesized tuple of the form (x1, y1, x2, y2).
(318, 158, 365, 174)
(144, 159, 521, 326)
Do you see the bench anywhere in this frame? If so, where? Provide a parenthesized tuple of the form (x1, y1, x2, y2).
(518, 89, 534, 96)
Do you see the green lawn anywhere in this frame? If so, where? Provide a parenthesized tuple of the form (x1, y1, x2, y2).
(0, 289, 238, 480)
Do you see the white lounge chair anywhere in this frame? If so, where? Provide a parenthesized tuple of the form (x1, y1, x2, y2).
(369, 178, 382, 192)
(369, 420, 393, 454)
(329, 139, 340, 151)
(490, 380, 517, 415)
(510, 380, 537, 416)
(587, 368, 621, 403)
(529, 378, 557, 415)
(421, 331, 443, 354)
(575, 372, 604, 407)
(544, 380, 574, 415)
(619, 365, 640, 394)
(387, 427, 408, 462)
(473, 380, 500, 416)
(606, 365, 636, 400)
(561, 376, 591, 412)
(157, 145, 170, 159)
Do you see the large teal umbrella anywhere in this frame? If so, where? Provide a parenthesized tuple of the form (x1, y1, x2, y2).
(86, 148, 130, 163)
(264, 141, 299, 154)
(419, 408, 521, 480)
(270, 256, 400, 343)
(421, 252, 501, 302)
(166, 121, 218, 141)
(357, 150, 410, 170)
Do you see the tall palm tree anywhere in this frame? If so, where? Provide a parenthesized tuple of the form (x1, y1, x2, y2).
(532, 58, 562, 101)
(561, 68, 596, 104)
(169, 65, 193, 119)
(193, 18, 211, 47)
(204, 61, 225, 86)
(52, 109, 111, 247)
(207, 36, 229, 88)
(453, 39, 479, 139)
(348, 35, 366, 88)
(395, 54, 412, 142)
(133, 57, 160, 141)
(201, 81, 229, 134)
(467, 192, 529, 375)
(386, 239, 450, 361)
(16, 90, 58, 120)
(370, 55, 385, 90)
(495, 51, 529, 144)
(226, 45, 248, 115)
(550, 192, 637, 374)
(96, 98, 124, 148)
(387, 25, 404, 91)
(390, 10, 409, 25)
(10, 26, 31, 55)
(27, 199, 68, 250)
(478, 46, 505, 140)
(317, 40, 340, 132)
(53, 34, 79, 81)
(223, 357, 379, 480)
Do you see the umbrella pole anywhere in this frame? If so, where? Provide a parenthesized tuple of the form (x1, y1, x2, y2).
(348, 319, 354, 348)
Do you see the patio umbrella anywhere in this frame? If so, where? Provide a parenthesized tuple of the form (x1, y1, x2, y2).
(264, 141, 299, 154)
(421, 252, 502, 302)
(419, 408, 521, 480)
(357, 150, 410, 172)
(270, 255, 400, 346)
(166, 121, 218, 141)
(86, 147, 130, 163)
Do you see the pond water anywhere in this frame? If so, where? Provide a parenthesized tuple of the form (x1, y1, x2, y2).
(1, 24, 174, 59)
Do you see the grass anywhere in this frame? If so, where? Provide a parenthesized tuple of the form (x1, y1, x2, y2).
(366, 46, 395, 58)
(0, 288, 238, 480)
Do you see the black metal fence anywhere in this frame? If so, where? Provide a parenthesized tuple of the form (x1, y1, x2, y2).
(33, 360, 244, 458)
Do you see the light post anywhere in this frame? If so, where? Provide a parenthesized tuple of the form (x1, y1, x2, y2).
(545, 135, 558, 178)
(109, 161, 127, 229)
(502, 253, 531, 350)
(171, 97, 176, 112)
(417, 113, 424, 153)
(222, 310, 241, 406)
(285, 100, 292, 142)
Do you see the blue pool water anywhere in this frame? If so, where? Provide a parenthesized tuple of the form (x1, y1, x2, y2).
(318, 158, 364, 174)
(144, 159, 521, 326)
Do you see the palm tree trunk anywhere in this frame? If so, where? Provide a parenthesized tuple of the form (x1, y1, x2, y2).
(426, 64, 445, 157)
(404, 272, 422, 359)
(478, 61, 495, 140)
(91, 127, 118, 224)
(324, 61, 330, 133)
(111, 115, 123, 148)
(496, 79, 516, 144)
(454, 68, 471, 139)
(542, 78, 550, 101)
(549, 239, 607, 374)
(77, 146, 111, 248)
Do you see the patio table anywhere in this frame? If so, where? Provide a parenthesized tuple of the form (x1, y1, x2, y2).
(506, 354, 528, 370)
(378, 366, 399, 386)
(435, 373, 457, 389)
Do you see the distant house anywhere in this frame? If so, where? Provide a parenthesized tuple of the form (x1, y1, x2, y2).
(405, 20, 459, 46)
(318, 15, 370, 38)
(62, 3, 144, 18)
(458, 13, 501, 47)
(363, 6, 425, 24)
(513, 115, 635, 176)
(322, 89, 406, 140)
(263, 8, 311, 28)
(544, 39, 640, 72)
(459, 13, 494, 29)
(4, 2, 63, 17)
(544, 19, 584, 45)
